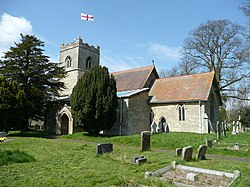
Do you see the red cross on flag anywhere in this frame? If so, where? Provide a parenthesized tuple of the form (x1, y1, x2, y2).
(81, 13, 94, 21)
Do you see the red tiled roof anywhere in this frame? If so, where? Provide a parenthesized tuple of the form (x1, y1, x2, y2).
(149, 72, 215, 103)
(112, 65, 156, 92)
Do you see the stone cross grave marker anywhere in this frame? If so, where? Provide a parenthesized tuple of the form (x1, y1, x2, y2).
(196, 145, 207, 160)
(182, 146, 193, 161)
(141, 131, 151, 151)
(96, 143, 113, 155)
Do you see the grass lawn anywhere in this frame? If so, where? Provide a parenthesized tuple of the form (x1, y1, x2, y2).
(0, 130, 249, 186)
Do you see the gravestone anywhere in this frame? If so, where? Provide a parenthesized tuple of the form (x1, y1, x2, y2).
(164, 124, 169, 133)
(131, 156, 147, 164)
(232, 121, 236, 134)
(150, 121, 157, 134)
(176, 148, 182, 156)
(182, 146, 193, 161)
(236, 121, 239, 134)
(206, 139, 212, 148)
(186, 173, 198, 182)
(0, 132, 6, 137)
(216, 121, 221, 140)
(96, 143, 113, 155)
(196, 145, 207, 160)
(141, 131, 151, 151)
(233, 143, 240, 150)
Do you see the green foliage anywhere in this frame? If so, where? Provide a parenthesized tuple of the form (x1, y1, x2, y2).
(0, 77, 27, 131)
(240, 106, 250, 127)
(0, 150, 35, 166)
(71, 66, 118, 135)
(0, 34, 66, 130)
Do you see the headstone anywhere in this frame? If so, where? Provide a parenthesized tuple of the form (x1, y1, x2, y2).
(222, 122, 226, 138)
(206, 139, 212, 148)
(96, 143, 113, 155)
(196, 145, 207, 160)
(131, 156, 144, 163)
(232, 121, 236, 134)
(186, 173, 198, 182)
(176, 148, 182, 156)
(216, 121, 221, 140)
(236, 121, 239, 134)
(141, 131, 151, 151)
(182, 146, 193, 161)
(164, 124, 169, 133)
(233, 143, 240, 150)
(150, 121, 157, 134)
(0, 132, 6, 137)
(136, 157, 147, 164)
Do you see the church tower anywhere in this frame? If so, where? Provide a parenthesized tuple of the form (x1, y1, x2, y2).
(59, 38, 100, 97)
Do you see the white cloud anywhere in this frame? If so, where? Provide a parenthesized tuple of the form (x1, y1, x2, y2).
(0, 13, 33, 57)
(145, 42, 181, 61)
(101, 51, 142, 72)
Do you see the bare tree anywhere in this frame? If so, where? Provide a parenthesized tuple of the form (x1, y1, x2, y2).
(181, 19, 250, 100)
(159, 58, 198, 78)
(240, 0, 250, 17)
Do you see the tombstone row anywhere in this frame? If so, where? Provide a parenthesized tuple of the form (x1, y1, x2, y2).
(176, 145, 208, 161)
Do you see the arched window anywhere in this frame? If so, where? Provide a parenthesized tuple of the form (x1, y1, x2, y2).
(65, 55, 72, 68)
(178, 104, 185, 121)
(86, 56, 92, 69)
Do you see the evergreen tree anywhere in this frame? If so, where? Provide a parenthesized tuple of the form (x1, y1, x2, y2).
(0, 77, 27, 131)
(71, 66, 118, 135)
(0, 34, 66, 130)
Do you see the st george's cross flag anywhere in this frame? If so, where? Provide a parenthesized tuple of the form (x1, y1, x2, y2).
(81, 13, 94, 21)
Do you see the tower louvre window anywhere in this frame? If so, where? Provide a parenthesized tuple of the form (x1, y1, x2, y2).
(86, 57, 92, 69)
(65, 55, 72, 68)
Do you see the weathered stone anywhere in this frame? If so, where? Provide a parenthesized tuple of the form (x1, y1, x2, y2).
(141, 131, 151, 151)
(216, 121, 221, 140)
(150, 121, 157, 134)
(131, 156, 144, 163)
(164, 123, 169, 133)
(196, 145, 207, 160)
(206, 139, 212, 148)
(186, 172, 198, 182)
(233, 144, 240, 150)
(232, 121, 236, 134)
(176, 148, 182, 156)
(0, 132, 6, 137)
(136, 157, 147, 164)
(96, 143, 113, 155)
(182, 146, 193, 161)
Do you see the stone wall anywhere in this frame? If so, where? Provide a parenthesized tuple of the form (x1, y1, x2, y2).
(59, 38, 100, 97)
(151, 102, 208, 133)
(103, 91, 150, 135)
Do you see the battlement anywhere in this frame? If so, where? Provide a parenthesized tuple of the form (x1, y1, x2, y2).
(60, 37, 100, 54)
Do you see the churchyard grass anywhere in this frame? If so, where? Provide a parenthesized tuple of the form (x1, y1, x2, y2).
(63, 130, 250, 158)
(0, 131, 249, 186)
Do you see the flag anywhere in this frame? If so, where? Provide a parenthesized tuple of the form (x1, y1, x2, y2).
(81, 13, 94, 21)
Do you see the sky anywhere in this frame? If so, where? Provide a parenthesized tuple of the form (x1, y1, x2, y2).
(0, 0, 247, 72)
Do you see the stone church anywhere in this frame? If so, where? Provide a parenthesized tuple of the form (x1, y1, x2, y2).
(45, 38, 222, 135)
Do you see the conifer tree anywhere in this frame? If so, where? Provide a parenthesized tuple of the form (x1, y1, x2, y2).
(0, 77, 27, 131)
(0, 34, 66, 130)
(71, 66, 118, 135)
